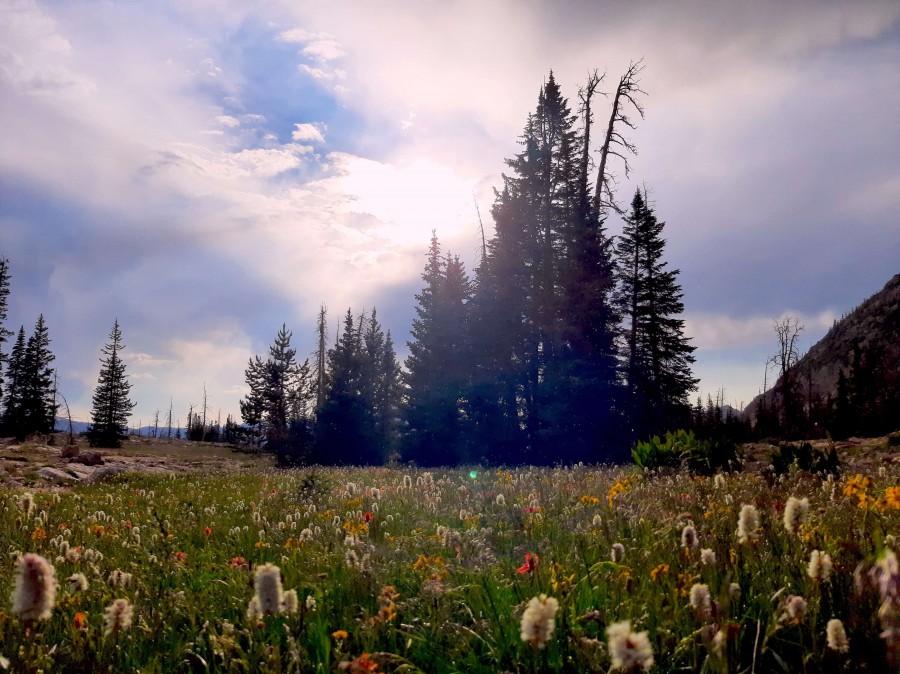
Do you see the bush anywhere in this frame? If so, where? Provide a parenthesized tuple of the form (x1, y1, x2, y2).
(772, 441, 841, 476)
(632, 430, 740, 474)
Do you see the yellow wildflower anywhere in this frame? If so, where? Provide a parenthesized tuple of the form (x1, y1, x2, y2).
(885, 486, 900, 510)
(649, 564, 669, 581)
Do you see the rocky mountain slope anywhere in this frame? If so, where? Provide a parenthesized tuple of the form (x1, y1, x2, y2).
(745, 273, 900, 418)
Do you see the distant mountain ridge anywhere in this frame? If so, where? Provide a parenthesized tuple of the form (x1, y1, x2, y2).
(745, 273, 900, 419)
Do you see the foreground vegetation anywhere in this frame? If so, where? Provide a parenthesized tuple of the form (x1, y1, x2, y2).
(2, 461, 899, 673)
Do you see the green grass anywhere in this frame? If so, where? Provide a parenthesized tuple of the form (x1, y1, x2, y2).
(1, 463, 898, 672)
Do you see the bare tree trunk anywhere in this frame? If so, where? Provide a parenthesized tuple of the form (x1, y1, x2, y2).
(166, 398, 173, 440)
(594, 60, 646, 215)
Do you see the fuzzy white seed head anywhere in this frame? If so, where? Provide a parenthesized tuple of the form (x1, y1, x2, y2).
(252, 564, 283, 616)
(519, 594, 559, 649)
(736, 504, 759, 544)
(826, 618, 849, 652)
(103, 598, 134, 636)
(681, 525, 699, 549)
(11, 553, 56, 622)
(808, 550, 833, 582)
(67, 573, 89, 593)
(281, 589, 299, 615)
(783, 496, 810, 534)
(612, 543, 625, 563)
(700, 548, 716, 566)
(689, 583, 712, 619)
(607, 620, 654, 671)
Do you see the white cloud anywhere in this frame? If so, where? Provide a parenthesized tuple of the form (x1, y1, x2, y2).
(684, 311, 838, 351)
(214, 114, 240, 128)
(292, 122, 325, 143)
(302, 39, 344, 62)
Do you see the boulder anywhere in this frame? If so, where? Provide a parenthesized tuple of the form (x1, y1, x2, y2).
(72, 452, 104, 466)
(60, 445, 80, 459)
(38, 467, 78, 484)
(84, 465, 127, 484)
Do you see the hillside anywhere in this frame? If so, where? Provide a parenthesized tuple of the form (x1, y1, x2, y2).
(745, 273, 900, 422)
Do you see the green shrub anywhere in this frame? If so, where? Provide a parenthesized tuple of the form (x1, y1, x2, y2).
(772, 441, 841, 476)
(633, 429, 741, 474)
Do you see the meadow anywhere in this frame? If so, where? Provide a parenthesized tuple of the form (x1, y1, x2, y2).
(2, 460, 899, 673)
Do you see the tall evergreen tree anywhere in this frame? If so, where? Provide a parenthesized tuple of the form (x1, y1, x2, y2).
(88, 320, 135, 448)
(316, 308, 377, 464)
(404, 235, 474, 465)
(616, 189, 698, 440)
(21, 315, 56, 435)
(1, 326, 27, 438)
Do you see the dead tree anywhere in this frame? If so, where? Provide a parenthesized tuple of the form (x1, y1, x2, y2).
(594, 59, 646, 215)
(166, 398, 173, 440)
(773, 317, 804, 437)
(578, 69, 605, 208)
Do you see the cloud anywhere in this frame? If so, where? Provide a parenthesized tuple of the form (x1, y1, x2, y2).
(291, 122, 326, 143)
(685, 311, 839, 351)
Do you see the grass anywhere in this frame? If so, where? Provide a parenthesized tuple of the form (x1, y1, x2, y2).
(1, 461, 898, 672)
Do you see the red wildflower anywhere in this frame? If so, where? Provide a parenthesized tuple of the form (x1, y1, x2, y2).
(517, 552, 539, 574)
(204, 527, 212, 536)
(74, 611, 88, 631)
(362, 511, 374, 523)
(524, 506, 541, 514)
(229, 556, 249, 570)
(174, 551, 187, 563)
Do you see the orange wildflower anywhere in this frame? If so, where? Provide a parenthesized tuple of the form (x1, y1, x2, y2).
(74, 611, 88, 631)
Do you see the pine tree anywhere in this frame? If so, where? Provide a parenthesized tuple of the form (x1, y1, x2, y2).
(87, 320, 135, 448)
(315, 308, 376, 464)
(616, 189, 698, 440)
(1, 327, 27, 438)
(21, 315, 56, 435)
(403, 235, 474, 465)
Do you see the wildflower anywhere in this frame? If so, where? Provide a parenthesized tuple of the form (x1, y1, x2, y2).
(403, 475, 413, 489)
(10, 553, 56, 622)
(611, 543, 625, 563)
(607, 620, 654, 672)
(649, 564, 669, 581)
(729, 583, 741, 601)
(519, 594, 559, 649)
(700, 548, 716, 566)
(689, 583, 712, 619)
(495, 493, 506, 506)
(517, 552, 538, 574)
(808, 550, 833, 582)
(592, 514, 603, 528)
(714, 474, 726, 489)
(736, 504, 759, 544)
(306, 595, 316, 611)
(783, 496, 809, 533)
(107, 569, 132, 588)
(886, 487, 900, 510)
(361, 511, 374, 524)
(422, 574, 446, 600)
(681, 525, 699, 549)
(67, 573, 89, 593)
(174, 551, 187, 563)
(338, 652, 379, 673)
(282, 589, 299, 615)
(251, 564, 283, 616)
(826, 618, 849, 652)
(73, 611, 88, 631)
(332, 629, 349, 640)
(229, 556, 249, 570)
(103, 598, 133, 636)
(204, 526, 212, 536)
(782, 595, 807, 623)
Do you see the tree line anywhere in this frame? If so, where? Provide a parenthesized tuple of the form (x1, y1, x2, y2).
(241, 66, 699, 466)
(0, 257, 134, 447)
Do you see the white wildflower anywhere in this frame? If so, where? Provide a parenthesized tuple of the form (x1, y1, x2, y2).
(607, 620, 654, 671)
(519, 594, 559, 649)
(826, 618, 849, 652)
(783, 496, 809, 534)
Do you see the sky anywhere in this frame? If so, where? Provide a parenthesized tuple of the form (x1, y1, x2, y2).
(1, 0, 898, 428)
